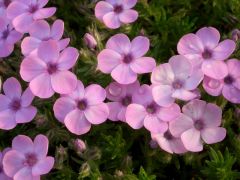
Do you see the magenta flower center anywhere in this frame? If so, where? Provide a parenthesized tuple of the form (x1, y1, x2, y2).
(146, 103, 158, 114)
(114, 5, 123, 14)
(122, 54, 133, 64)
(202, 49, 212, 59)
(224, 75, 234, 85)
(1, 29, 10, 39)
(194, 120, 205, 130)
(28, 4, 39, 13)
(9, 99, 21, 111)
(3, 0, 11, 7)
(47, 63, 58, 74)
(121, 95, 132, 106)
(24, 153, 38, 167)
(172, 80, 183, 89)
(164, 130, 174, 140)
(77, 99, 88, 110)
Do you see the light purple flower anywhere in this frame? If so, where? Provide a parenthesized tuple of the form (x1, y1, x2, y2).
(177, 27, 236, 79)
(21, 19, 70, 56)
(0, 77, 37, 130)
(98, 34, 156, 84)
(126, 84, 181, 133)
(53, 80, 109, 135)
(3, 134, 54, 179)
(151, 55, 203, 107)
(0, 0, 13, 16)
(20, 40, 79, 98)
(106, 80, 140, 122)
(95, 0, 138, 29)
(0, 148, 11, 180)
(83, 33, 97, 49)
(203, 59, 240, 103)
(7, 0, 56, 33)
(169, 100, 226, 152)
(0, 17, 22, 58)
(151, 129, 187, 154)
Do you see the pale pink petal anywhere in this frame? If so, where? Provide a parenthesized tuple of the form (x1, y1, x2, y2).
(106, 82, 126, 101)
(157, 103, 181, 122)
(13, 167, 32, 180)
(33, 135, 49, 159)
(67, 80, 85, 100)
(58, 38, 70, 51)
(152, 134, 173, 153)
(144, 116, 168, 133)
(169, 114, 193, 137)
(103, 12, 121, 29)
(202, 60, 228, 80)
(133, 84, 152, 105)
(12, 135, 33, 153)
(29, 20, 50, 39)
(130, 57, 156, 73)
(125, 104, 146, 129)
(130, 36, 149, 58)
(222, 85, 240, 103)
(201, 127, 226, 144)
(21, 88, 35, 107)
(97, 49, 121, 73)
(184, 70, 204, 90)
(38, 0, 49, 8)
(95, 1, 113, 21)
(51, 19, 64, 40)
(53, 97, 76, 123)
(107, 102, 122, 121)
(196, 27, 220, 49)
(169, 139, 188, 154)
(30, 73, 54, 98)
(64, 109, 91, 135)
(38, 40, 59, 63)
(21, 37, 41, 56)
(117, 107, 127, 122)
(0, 109, 16, 130)
(177, 33, 204, 55)
(203, 76, 223, 96)
(151, 64, 174, 85)
(119, 9, 138, 24)
(172, 89, 197, 101)
(202, 103, 222, 127)
(57, 47, 79, 70)
(181, 128, 203, 152)
(15, 106, 37, 123)
(212, 40, 236, 61)
(182, 100, 206, 120)
(0, 95, 11, 111)
(111, 64, 137, 84)
(84, 103, 109, 124)
(152, 85, 175, 107)
(32, 157, 54, 176)
(12, 13, 33, 33)
(169, 55, 191, 79)
(6, 30, 22, 44)
(3, 77, 22, 99)
(33, 8, 56, 20)
(84, 85, 106, 105)
(106, 33, 131, 55)
(7, 2, 28, 19)
(227, 59, 240, 80)
(51, 71, 77, 94)
(122, 0, 137, 9)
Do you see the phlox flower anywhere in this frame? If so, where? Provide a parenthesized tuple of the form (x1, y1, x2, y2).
(0, 77, 37, 130)
(53, 80, 109, 135)
(0, 0, 13, 16)
(7, 0, 56, 33)
(3, 134, 54, 180)
(177, 27, 236, 79)
(0, 148, 11, 180)
(151, 129, 187, 154)
(20, 40, 79, 98)
(151, 55, 203, 107)
(169, 100, 226, 152)
(0, 17, 22, 58)
(126, 84, 181, 133)
(95, 0, 138, 29)
(203, 59, 240, 103)
(106, 80, 140, 122)
(21, 19, 70, 56)
(98, 34, 156, 84)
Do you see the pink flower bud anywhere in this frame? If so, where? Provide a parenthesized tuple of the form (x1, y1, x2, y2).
(84, 33, 97, 49)
(74, 139, 86, 153)
(231, 29, 240, 42)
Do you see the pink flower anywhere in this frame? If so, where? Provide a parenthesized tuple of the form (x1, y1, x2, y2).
(3, 134, 54, 179)
(83, 33, 97, 49)
(98, 34, 156, 84)
(151, 130, 187, 154)
(21, 19, 70, 56)
(169, 100, 226, 152)
(177, 27, 236, 79)
(0, 77, 37, 130)
(7, 0, 56, 33)
(0, 0, 13, 16)
(0, 148, 11, 180)
(20, 40, 79, 98)
(151, 55, 203, 107)
(53, 80, 109, 135)
(95, 0, 138, 29)
(0, 17, 22, 57)
(203, 59, 240, 103)
(126, 84, 181, 133)
(106, 80, 140, 122)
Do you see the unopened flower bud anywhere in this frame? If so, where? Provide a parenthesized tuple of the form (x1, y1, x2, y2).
(149, 139, 158, 149)
(74, 139, 86, 153)
(84, 33, 97, 49)
(79, 162, 90, 178)
(231, 29, 240, 42)
(55, 145, 68, 169)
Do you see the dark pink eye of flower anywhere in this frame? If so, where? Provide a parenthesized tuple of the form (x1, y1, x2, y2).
(146, 103, 158, 114)
(28, 4, 39, 13)
(224, 75, 234, 85)
(3, 0, 11, 7)
(122, 54, 134, 64)
(114, 5, 123, 14)
(164, 130, 174, 140)
(202, 49, 213, 59)
(121, 95, 132, 106)
(77, 99, 88, 110)
(9, 99, 21, 111)
(47, 63, 58, 74)
(172, 80, 183, 89)
(1, 29, 10, 39)
(24, 153, 38, 167)
(194, 120, 205, 130)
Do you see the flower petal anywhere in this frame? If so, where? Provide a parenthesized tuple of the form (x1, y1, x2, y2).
(33, 8, 56, 20)
(12, 13, 33, 33)
(222, 85, 240, 103)
(181, 128, 203, 152)
(33, 134, 49, 159)
(95, 1, 113, 21)
(15, 106, 37, 123)
(152, 85, 175, 107)
(29, 20, 50, 39)
(21, 37, 41, 56)
(0, 95, 11, 111)
(6, 30, 23, 44)
(107, 102, 122, 121)
(51, 19, 64, 40)
(202, 76, 223, 96)
(21, 88, 35, 107)
(144, 116, 168, 133)
(3, 77, 22, 99)
(172, 89, 197, 101)
(130, 57, 156, 73)
(0, 109, 16, 130)
(103, 12, 121, 29)
(38, 40, 59, 63)
(119, 9, 138, 24)
(184, 70, 204, 90)
(202, 103, 222, 127)
(212, 40, 236, 61)
(84, 103, 109, 124)
(38, 0, 49, 8)
(32, 157, 54, 176)
(196, 27, 220, 49)
(122, 0, 137, 9)
(111, 64, 137, 84)
(7, 2, 28, 19)
(58, 38, 70, 51)
(12, 135, 33, 154)
(201, 127, 226, 144)
(202, 60, 228, 80)
(151, 63, 174, 85)
(126, 104, 146, 129)
(13, 167, 32, 180)
(157, 103, 181, 122)
(182, 99, 206, 120)
(130, 36, 149, 58)
(84, 85, 106, 105)
(57, 47, 79, 70)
